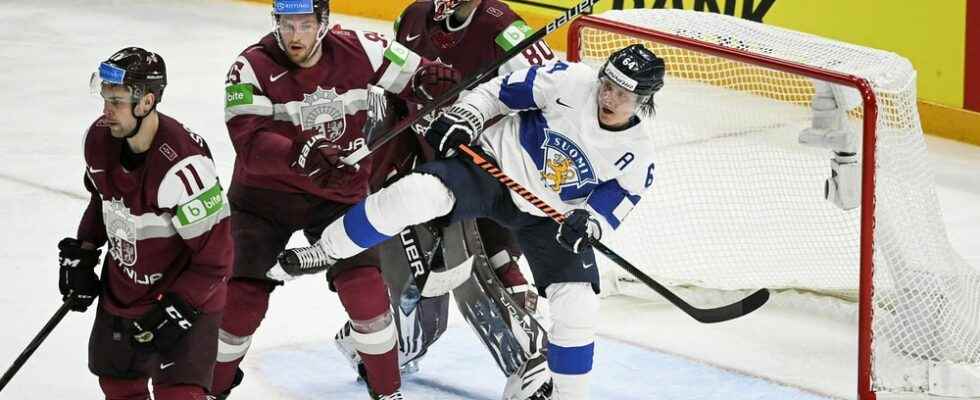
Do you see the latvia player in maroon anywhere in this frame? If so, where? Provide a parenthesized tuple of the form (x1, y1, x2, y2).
(58, 47, 233, 400)
(211, 1, 459, 399)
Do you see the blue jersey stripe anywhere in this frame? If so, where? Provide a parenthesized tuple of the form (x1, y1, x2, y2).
(499, 66, 539, 110)
(547, 342, 594, 375)
(587, 180, 640, 229)
(343, 201, 391, 249)
(518, 110, 549, 170)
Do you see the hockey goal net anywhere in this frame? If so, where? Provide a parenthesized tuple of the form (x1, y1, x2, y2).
(568, 9, 980, 399)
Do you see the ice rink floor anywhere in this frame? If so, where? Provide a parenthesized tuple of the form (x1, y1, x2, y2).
(0, 1, 977, 399)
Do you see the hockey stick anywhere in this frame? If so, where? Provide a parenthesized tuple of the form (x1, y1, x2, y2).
(0, 301, 71, 392)
(456, 145, 771, 324)
(342, 0, 600, 166)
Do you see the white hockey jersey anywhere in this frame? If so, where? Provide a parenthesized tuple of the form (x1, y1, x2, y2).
(466, 61, 657, 230)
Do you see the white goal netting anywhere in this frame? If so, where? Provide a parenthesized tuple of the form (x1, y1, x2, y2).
(572, 9, 980, 396)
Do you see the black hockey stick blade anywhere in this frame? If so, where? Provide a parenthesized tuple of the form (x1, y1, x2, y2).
(0, 301, 71, 392)
(342, 0, 600, 165)
(594, 242, 770, 323)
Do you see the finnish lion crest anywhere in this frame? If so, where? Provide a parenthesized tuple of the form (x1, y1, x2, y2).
(300, 86, 346, 142)
(539, 130, 597, 196)
(104, 199, 138, 267)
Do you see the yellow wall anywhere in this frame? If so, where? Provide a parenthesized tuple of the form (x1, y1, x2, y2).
(508, 0, 969, 109)
(246, 0, 980, 145)
(745, 1, 965, 110)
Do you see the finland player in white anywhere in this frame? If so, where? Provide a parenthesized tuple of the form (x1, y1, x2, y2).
(271, 44, 665, 399)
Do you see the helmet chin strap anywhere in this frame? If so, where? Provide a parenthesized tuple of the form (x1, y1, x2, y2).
(123, 96, 155, 139)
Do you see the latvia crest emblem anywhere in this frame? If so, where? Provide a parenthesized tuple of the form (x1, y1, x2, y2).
(104, 199, 138, 267)
(539, 130, 597, 199)
(300, 86, 347, 142)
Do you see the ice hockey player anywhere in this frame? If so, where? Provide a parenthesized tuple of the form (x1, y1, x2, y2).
(333, 0, 559, 399)
(273, 44, 666, 400)
(59, 47, 233, 399)
(392, 0, 555, 321)
(212, 0, 460, 399)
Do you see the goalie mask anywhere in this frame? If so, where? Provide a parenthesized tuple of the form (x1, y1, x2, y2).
(272, 0, 330, 60)
(433, 0, 467, 21)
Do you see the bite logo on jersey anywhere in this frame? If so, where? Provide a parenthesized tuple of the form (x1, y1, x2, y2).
(496, 20, 533, 51)
(300, 86, 346, 142)
(175, 184, 224, 226)
(104, 198, 138, 267)
(539, 130, 597, 194)
(384, 42, 411, 67)
(225, 84, 253, 108)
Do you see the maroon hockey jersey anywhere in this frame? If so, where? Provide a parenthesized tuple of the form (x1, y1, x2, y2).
(394, 0, 556, 80)
(224, 28, 434, 204)
(367, 0, 558, 186)
(77, 114, 233, 318)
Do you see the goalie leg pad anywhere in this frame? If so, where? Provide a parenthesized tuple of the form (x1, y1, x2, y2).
(334, 266, 400, 396)
(546, 282, 598, 400)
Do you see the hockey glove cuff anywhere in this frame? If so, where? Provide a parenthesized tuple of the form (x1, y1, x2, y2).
(57, 238, 102, 312)
(130, 292, 200, 354)
(424, 103, 484, 158)
(555, 209, 602, 254)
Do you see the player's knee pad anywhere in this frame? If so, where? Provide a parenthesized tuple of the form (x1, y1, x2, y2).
(546, 282, 598, 376)
(365, 172, 455, 235)
(98, 376, 148, 400)
(221, 279, 274, 335)
(218, 279, 274, 363)
(151, 384, 206, 400)
(335, 266, 391, 320)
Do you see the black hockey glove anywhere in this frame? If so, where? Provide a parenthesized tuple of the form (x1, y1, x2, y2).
(424, 104, 484, 158)
(130, 292, 200, 354)
(57, 238, 102, 312)
(555, 209, 602, 254)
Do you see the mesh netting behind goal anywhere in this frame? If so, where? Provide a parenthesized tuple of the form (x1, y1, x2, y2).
(568, 9, 980, 397)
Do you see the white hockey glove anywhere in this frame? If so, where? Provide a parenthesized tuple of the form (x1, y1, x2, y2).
(556, 209, 602, 254)
(424, 103, 484, 158)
